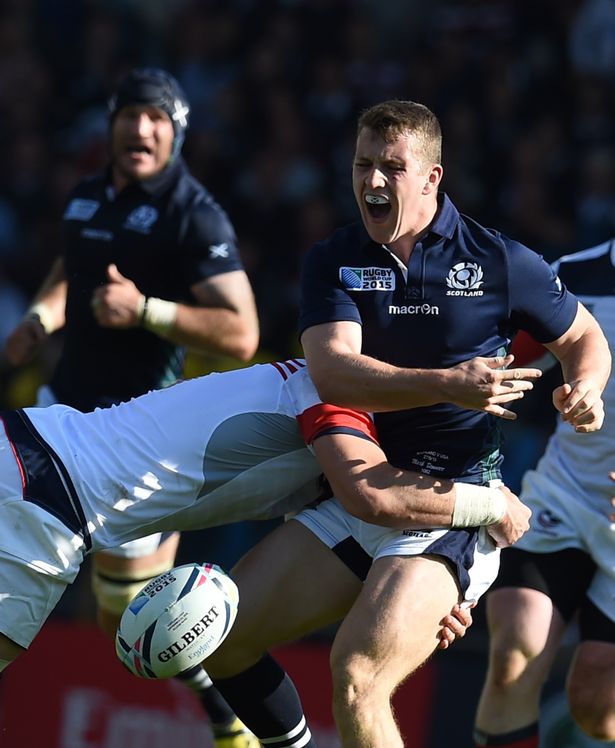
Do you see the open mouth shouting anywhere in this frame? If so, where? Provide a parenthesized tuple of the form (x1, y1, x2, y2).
(364, 193, 391, 221)
(125, 144, 154, 159)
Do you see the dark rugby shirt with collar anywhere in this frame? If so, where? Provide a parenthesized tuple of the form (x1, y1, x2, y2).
(299, 193, 578, 482)
(51, 157, 243, 411)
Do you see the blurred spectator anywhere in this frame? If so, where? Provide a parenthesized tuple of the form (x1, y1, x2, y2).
(570, 0, 615, 77)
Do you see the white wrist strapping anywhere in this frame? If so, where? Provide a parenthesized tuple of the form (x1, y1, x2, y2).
(452, 482, 507, 527)
(26, 302, 54, 334)
(139, 296, 178, 335)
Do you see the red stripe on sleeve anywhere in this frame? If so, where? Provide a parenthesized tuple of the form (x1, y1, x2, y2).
(270, 362, 289, 380)
(296, 403, 378, 445)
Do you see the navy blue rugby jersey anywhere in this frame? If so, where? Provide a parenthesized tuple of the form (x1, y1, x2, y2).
(299, 193, 578, 482)
(51, 158, 243, 411)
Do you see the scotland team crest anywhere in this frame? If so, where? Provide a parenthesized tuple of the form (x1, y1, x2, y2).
(446, 262, 485, 296)
(124, 205, 159, 234)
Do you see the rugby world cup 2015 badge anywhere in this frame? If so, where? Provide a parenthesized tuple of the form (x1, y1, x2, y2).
(340, 266, 395, 291)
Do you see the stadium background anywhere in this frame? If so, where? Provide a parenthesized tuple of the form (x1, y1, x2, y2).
(0, 0, 613, 745)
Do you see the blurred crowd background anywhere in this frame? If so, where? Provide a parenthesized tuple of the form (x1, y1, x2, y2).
(1, 0, 614, 744)
(2, 0, 615, 427)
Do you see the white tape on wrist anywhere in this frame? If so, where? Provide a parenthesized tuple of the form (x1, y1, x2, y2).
(26, 302, 54, 334)
(140, 296, 178, 336)
(452, 482, 507, 527)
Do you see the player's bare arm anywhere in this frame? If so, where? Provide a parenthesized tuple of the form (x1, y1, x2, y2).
(302, 321, 541, 418)
(312, 432, 530, 546)
(4, 257, 68, 366)
(92, 265, 259, 360)
(545, 303, 610, 432)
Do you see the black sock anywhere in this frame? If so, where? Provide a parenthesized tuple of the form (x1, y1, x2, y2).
(175, 665, 236, 727)
(214, 654, 317, 747)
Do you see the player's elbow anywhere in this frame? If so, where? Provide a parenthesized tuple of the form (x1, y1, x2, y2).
(337, 485, 389, 524)
(229, 327, 259, 361)
(309, 367, 346, 405)
(236, 336, 259, 361)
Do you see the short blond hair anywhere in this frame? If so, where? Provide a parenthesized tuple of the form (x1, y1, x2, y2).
(357, 100, 442, 167)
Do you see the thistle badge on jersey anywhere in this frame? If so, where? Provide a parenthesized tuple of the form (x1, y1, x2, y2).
(124, 205, 159, 234)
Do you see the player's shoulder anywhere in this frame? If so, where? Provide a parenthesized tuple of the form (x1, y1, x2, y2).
(454, 209, 528, 262)
(62, 173, 105, 220)
(173, 168, 234, 228)
(307, 222, 370, 261)
(553, 239, 615, 292)
(65, 172, 105, 201)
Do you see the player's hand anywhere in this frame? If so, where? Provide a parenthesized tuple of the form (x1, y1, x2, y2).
(553, 381, 605, 433)
(437, 601, 475, 650)
(443, 355, 542, 420)
(486, 486, 531, 547)
(4, 317, 48, 366)
(91, 264, 143, 329)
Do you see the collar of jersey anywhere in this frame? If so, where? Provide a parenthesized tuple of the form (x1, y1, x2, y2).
(105, 156, 184, 200)
(428, 192, 458, 240)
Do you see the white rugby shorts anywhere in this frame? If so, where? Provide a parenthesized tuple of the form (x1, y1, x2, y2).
(0, 430, 84, 648)
(517, 468, 615, 622)
(37, 384, 170, 563)
(295, 497, 501, 603)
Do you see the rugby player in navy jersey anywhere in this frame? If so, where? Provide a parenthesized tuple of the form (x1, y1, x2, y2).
(201, 101, 610, 748)
(0, 361, 528, 703)
(474, 240, 615, 748)
(4, 67, 260, 748)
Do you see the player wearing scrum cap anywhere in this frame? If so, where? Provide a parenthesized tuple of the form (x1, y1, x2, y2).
(4, 66, 260, 748)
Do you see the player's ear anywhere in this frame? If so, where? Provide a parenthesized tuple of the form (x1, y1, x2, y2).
(423, 164, 443, 194)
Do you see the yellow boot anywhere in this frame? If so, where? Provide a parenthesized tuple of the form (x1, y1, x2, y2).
(212, 717, 261, 748)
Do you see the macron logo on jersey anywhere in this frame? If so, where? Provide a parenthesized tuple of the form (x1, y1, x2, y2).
(64, 199, 100, 222)
(446, 262, 484, 297)
(340, 266, 395, 291)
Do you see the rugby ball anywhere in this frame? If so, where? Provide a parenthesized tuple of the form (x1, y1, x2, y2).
(115, 562, 239, 679)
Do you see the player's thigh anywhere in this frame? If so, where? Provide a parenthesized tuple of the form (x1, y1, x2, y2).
(331, 554, 460, 690)
(93, 532, 181, 576)
(206, 520, 362, 674)
(487, 546, 592, 667)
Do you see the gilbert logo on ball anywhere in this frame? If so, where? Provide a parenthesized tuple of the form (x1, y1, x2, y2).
(115, 562, 239, 679)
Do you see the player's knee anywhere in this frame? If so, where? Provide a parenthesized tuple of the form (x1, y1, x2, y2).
(568, 681, 615, 741)
(486, 641, 541, 691)
(330, 649, 384, 711)
(204, 610, 268, 678)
